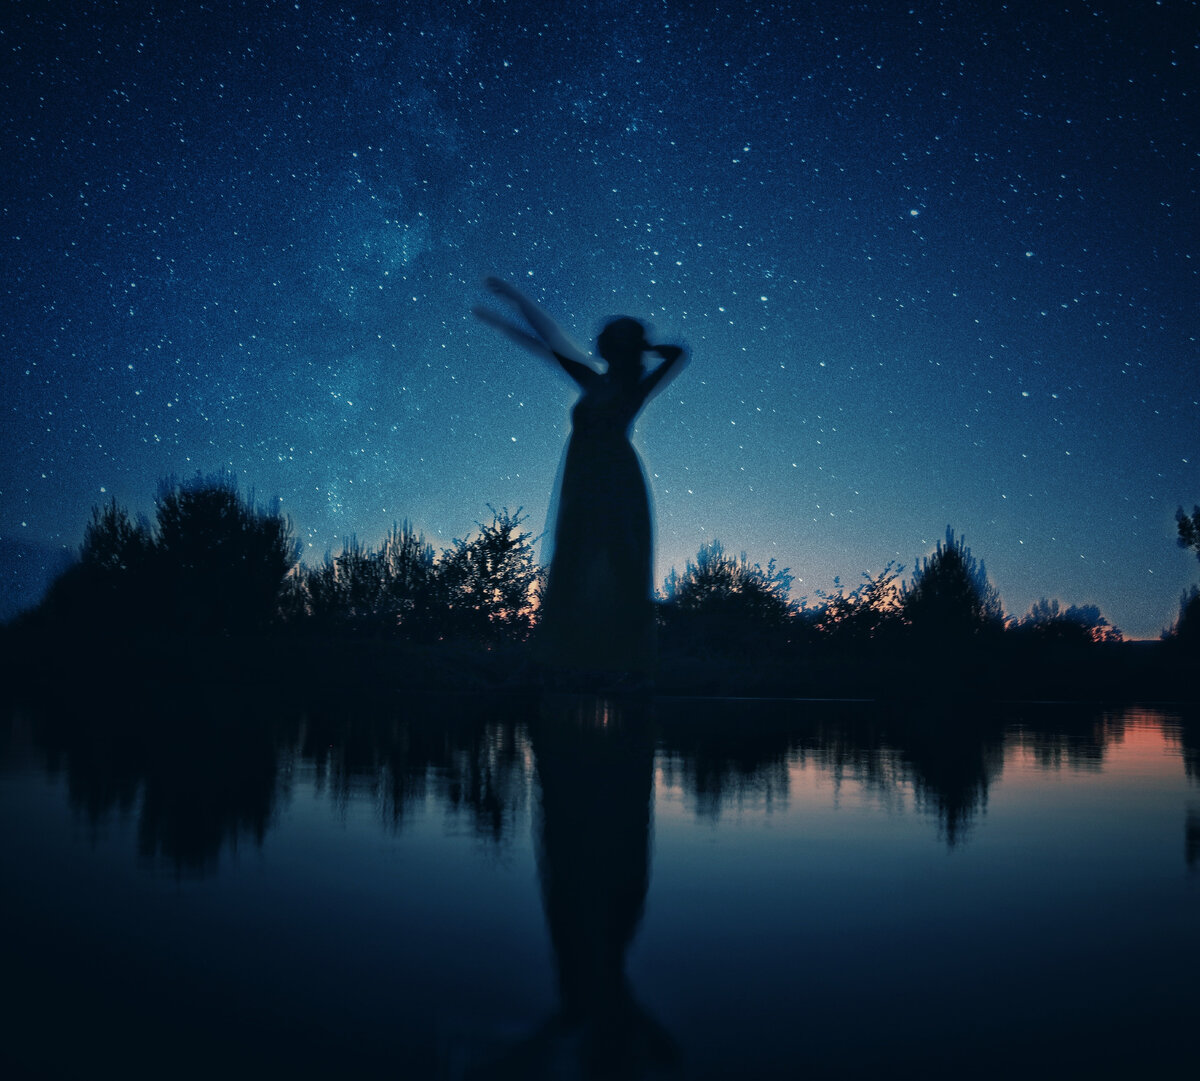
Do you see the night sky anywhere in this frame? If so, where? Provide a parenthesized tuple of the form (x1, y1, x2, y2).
(2, 0, 1196, 637)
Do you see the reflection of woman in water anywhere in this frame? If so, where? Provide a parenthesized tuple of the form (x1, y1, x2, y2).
(474, 277, 687, 678)
(466, 695, 678, 1080)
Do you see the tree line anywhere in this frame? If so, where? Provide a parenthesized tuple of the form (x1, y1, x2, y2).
(29, 473, 540, 646)
(17, 475, 1200, 689)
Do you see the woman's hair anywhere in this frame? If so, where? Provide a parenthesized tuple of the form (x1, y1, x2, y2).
(597, 317, 649, 372)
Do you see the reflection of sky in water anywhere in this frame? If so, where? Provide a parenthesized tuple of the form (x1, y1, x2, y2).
(637, 710, 1197, 1076)
(2, 704, 1196, 1076)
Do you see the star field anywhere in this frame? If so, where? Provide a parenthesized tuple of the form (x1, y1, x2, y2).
(2, 0, 1196, 637)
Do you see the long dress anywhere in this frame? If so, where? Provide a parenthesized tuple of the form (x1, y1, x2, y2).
(538, 376, 655, 675)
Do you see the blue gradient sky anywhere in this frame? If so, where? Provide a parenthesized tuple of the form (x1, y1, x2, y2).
(2, 0, 1196, 636)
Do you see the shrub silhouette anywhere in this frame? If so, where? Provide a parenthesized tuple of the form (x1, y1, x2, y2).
(37, 474, 299, 636)
(36, 500, 157, 631)
(662, 541, 795, 627)
(1177, 505, 1200, 563)
(152, 474, 300, 633)
(659, 541, 799, 671)
(1013, 598, 1122, 644)
(436, 507, 541, 643)
(81, 499, 154, 575)
(1164, 586, 1200, 646)
(379, 521, 438, 624)
(1170, 505, 1200, 651)
(811, 563, 904, 644)
(292, 523, 436, 638)
(279, 509, 540, 644)
(901, 527, 1003, 640)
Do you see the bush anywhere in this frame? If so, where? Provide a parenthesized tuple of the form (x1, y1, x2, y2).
(280, 509, 540, 646)
(1164, 586, 1200, 646)
(81, 500, 154, 575)
(1013, 598, 1122, 645)
(658, 541, 801, 676)
(294, 523, 436, 638)
(811, 563, 904, 644)
(36, 501, 157, 632)
(36, 474, 299, 636)
(153, 474, 300, 633)
(436, 507, 541, 643)
(901, 528, 1004, 640)
(662, 540, 796, 629)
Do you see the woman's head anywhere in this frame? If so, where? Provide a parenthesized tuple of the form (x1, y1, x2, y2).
(597, 317, 649, 378)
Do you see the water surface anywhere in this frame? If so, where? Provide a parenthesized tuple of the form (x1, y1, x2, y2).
(2, 694, 1196, 1078)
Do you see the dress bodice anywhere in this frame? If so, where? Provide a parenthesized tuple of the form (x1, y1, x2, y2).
(570, 380, 643, 438)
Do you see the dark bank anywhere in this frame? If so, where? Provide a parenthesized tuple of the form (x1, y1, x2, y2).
(4, 473, 1197, 703)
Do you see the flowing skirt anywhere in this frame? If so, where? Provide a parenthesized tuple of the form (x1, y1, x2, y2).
(538, 429, 655, 674)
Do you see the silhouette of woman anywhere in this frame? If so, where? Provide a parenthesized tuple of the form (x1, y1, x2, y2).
(474, 278, 686, 679)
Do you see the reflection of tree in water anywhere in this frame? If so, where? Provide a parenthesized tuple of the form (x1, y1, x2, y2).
(882, 708, 1006, 847)
(655, 699, 797, 820)
(298, 693, 533, 842)
(135, 707, 283, 872)
(1164, 709, 1200, 872)
(17, 687, 539, 876)
(654, 700, 1004, 847)
(16, 693, 1170, 880)
(786, 706, 1003, 847)
(30, 687, 291, 876)
(1010, 706, 1129, 772)
(443, 716, 532, 842)
(795, 713, 906, 810)
(1169, 709, 1200, 783)
(40, 708, 143, 828)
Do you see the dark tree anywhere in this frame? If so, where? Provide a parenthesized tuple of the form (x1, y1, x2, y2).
(811, 562, 904, 643)
(1164, 586, 1200, 645)
(901, 527, 1004, 639)
(295, 522, 436, 638)
(32, 475, 298, 636)
(1013, 598, 1122, 644)
(301, 537, 383, 633)
(152, 473, 300, 633)
(81, 500, 154, 574)
(34, 501, 155, 631)
(1177, 505, 1200, 563)
(661, 540, 796, 629)
(658, 542, 800, 684)
(378, 521, 437, 623)
(437, 507, 541, 643)
(1166, 506, 1200, 649)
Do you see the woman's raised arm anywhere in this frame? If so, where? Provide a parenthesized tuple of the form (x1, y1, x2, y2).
(637, 344, 688, 404)
(483, 278, 589, 361)
(476, 277, 598, 388)
(471, 304, 557, 362)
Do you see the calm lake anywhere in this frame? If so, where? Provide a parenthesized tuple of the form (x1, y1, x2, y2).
(2, 692, 1196, 1079)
